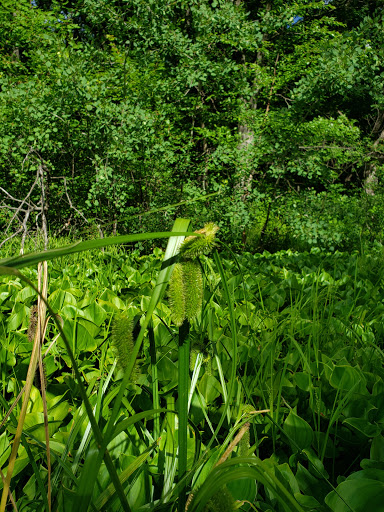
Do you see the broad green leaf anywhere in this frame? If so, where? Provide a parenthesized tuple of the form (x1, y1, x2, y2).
(198, 374, 222, 405)
(294, 372, 312, 392)
(7, 303, 29, 331)
(325, 475, 384, 512)
(284, 411, 313, 452)
(14, 286, 37, 303)
(82, 302, 107, 326)
(330, 365, 366, 392)
(295, 493, 321, 508)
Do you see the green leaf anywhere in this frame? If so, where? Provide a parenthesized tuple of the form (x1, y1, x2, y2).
(371, 436, 384, 462)
(325, 473, 384, 512)
(284, 411, 313, 452)
(343, 418, 381, 438)
(294, 372, 312, 392)
(198, 374, 222, 405)
(330, 365, 366, 392)
(0, 231, 195, 270)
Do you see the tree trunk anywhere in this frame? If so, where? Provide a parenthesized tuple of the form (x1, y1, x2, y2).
(365, 111, 384, 195)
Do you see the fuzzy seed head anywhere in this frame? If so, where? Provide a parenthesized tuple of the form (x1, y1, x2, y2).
(239, 429, 250, 457)
(169, 263, 186, 327)
(179, 222, 219, 260)
(183, 260, 203, 321)
(111, 315, 140, 382)
(203, 487, 236, 512)
(28, 305, 38, 342)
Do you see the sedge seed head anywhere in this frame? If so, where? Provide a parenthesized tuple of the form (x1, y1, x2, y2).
(202, 487, 236, 512)
(28, 305, 38, 342)
(183, 260, 203, 321)
(169, 262, 186, 326)
(179, 222, 219, 260)
(111, 315, 141, 382)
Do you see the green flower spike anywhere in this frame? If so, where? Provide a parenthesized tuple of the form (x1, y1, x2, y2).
(179, 222, 219, 260)
(183, 260, 203, 321)
(169, 262, 186, 327)
(169, 260, 204, 326)
(111, 315, 140, 382)
(169, 223, 218, 326)
(203, 487, 236, 512)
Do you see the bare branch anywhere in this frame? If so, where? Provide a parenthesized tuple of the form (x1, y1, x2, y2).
(38, 164, 49, 250)
(0, 187, 25, 203)
(0, 228, 23, 249)
(20, 210, 31, 255)
(2, 178, 38, 237)
(63, 178, 89, 224)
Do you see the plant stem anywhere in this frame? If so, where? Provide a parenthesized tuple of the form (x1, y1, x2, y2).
(149, 321, 160, 440)
(178, 321, 190, 512)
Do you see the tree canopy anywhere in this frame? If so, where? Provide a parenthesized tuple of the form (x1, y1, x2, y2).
(1, 0, 384, 251)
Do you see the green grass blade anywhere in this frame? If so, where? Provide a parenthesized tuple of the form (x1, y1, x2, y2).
(0, 231, 193, 269)
(111, 409, 166, 440)
(203, 250, 238, 451)
(71, 361, 117, 475)
(148, 321, 160, 440)
(188, 353, 204, 411)
(0, 394, 50, 512)
(189, 457, 305, 512)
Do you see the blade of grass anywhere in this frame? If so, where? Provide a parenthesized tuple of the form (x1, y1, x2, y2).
(202, 250, 237, 452)
(148, 321, 160, 441)
(188, 457, 305, 512)
(162, 395, 177, 501)
(0, 396, 49, 512)
(71, 361, 117, 475)
(0, 231, 194, 270)
(188, 353, 204, 411)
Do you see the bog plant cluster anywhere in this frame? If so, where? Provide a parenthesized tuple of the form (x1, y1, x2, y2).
(0, 225, 384, 512)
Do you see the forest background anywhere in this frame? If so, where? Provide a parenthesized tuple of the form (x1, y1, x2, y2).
(1, 0, 384, 252)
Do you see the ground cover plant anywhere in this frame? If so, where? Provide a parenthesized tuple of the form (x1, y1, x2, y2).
(0, 224, 384, 511)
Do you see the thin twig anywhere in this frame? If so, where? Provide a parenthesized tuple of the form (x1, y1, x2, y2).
(0, 229, 23, 250)
(1, 177, 38, 237)
(63, 177, 89, 224)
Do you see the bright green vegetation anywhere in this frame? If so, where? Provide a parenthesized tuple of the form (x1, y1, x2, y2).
(1, 228, 384, 511)
(2, 3, 384, 508)
(1, 0, 384, 252)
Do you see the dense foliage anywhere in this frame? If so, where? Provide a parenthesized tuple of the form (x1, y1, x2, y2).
(1, 0, 384, 251)
(1, 239, 384, 510)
